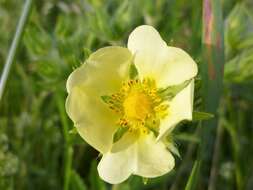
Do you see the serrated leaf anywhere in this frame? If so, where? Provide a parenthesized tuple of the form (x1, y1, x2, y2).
(158, 79, 192, 100)
(192, 111, 214, 121)
(129, 63, 138, 79)
(113, 126, 129, 143)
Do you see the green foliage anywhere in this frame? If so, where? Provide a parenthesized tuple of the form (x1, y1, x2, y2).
(225, 2, 253, 85)
(0, 0, 253, 190)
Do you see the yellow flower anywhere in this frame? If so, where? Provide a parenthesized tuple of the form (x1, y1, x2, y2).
(66, 25, 198, 184)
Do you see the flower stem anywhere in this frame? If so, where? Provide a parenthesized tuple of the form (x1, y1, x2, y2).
(56, 93, 73, 190)
(0, 0, 33, 101)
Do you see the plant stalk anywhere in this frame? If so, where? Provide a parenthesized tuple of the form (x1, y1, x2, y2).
(56, 93, 73, 190)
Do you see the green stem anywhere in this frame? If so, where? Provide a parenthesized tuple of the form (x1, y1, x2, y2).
(112, 185, 119, 190)
(56, 93, 73, 190)
(0, 0, 33, 101)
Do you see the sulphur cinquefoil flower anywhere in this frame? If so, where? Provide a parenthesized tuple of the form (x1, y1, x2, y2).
(66, 25, 198, 184)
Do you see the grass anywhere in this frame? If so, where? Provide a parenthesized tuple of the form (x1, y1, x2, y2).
(1, 0, 253, 189)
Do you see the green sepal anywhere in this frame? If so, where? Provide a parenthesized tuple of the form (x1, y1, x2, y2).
(129, 63, 138, 79)
(69, 127, 77, 134)
(145, 124, 159, 137)
(101, 95, 111, 103)
(164, 135, 181, 158)
(192, 111, 214, 121)
(113, 126, 129, 143)
(158, 79, 192, 100)
(167, 143, 181, 158)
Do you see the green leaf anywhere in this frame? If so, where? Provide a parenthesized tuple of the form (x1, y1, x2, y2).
(113, 126, 129, 143)
(129, 63, 138, 79)
(23, 23, 52, 56)
(158, 79, 192, 100)
(192, 111, 214, 121)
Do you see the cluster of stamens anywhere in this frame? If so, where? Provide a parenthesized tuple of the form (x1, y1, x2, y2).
(103, 78, 169, 135)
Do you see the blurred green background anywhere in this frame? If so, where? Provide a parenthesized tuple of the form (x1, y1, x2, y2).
(1, 0, 253, 189)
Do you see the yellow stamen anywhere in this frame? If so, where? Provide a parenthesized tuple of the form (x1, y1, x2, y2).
(103, 78, 169, 135)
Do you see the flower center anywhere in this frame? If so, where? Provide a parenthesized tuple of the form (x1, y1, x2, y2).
(123, 91, 151, 121)
(102, 78, 168, 135)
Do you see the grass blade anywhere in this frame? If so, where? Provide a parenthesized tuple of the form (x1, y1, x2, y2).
(0, 0, 33, 101)
(55, 92, 73, 190)
(185, 161, 201, 190)
(185, 0, 224, 189)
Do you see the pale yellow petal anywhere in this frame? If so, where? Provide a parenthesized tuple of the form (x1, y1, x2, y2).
(98, 133, 174, 184)
(111, 131, 139, 153)
(158, 80, 194, 139)
(134, 134, 175, 177)
(66, 87, 118, 154)
(67, 46, 132, 94)
(127, 25, 197, 88)
(98, 144, 136, 184)
(128, 25, 167, 54)
(66, 46, 133, 153)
